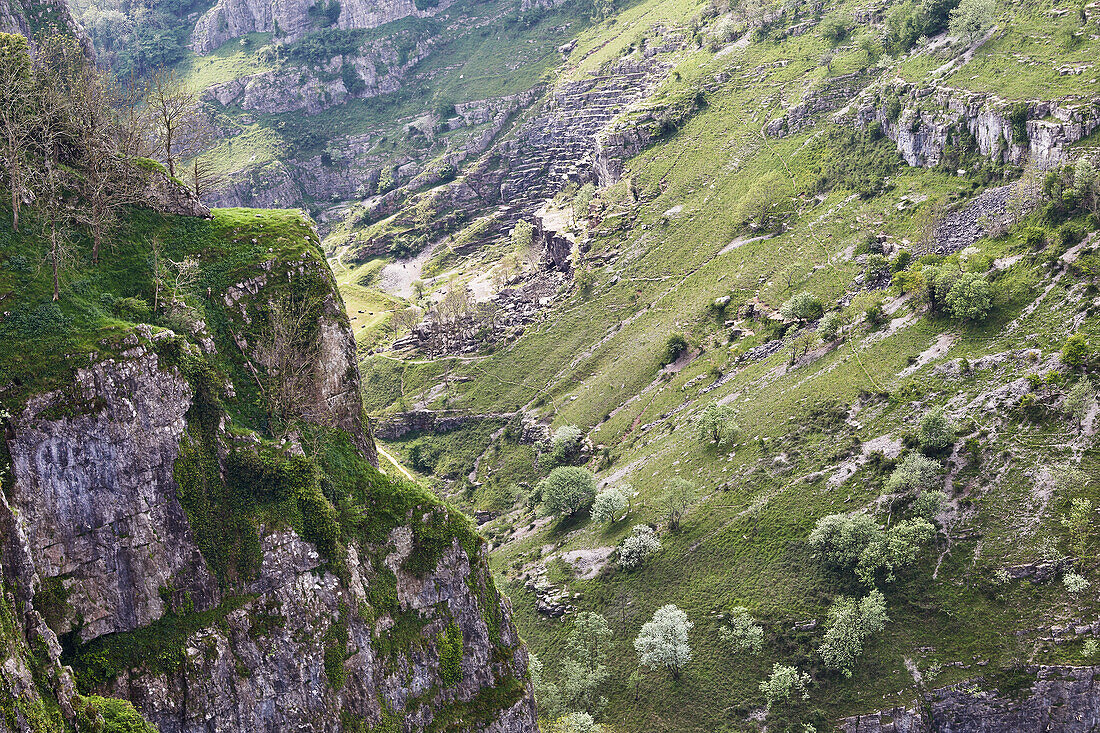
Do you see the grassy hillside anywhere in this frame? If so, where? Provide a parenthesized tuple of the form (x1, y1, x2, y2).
(335, 0, 1100, 728)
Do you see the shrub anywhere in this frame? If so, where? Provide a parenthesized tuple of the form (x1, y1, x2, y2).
(808, 513, 881, 567)
(759, 664, 810, 708)
(697, 402, 740, 445)
(634, 604, 692, 678)
(912, 490, 947, 521)
(75, 695, 157, 733)
(779, 292, 824, 322)
(719, 607, 763, 654)
(817, 311, 844, 342)
(885, 453, 942, 495)
(619, 525, 660, 569)
(591, 486, 629, 523)
(661, 333, 689, 365)
(817, 590, 888, 677)
(918, 407, 955, 452)
(944, 272, 993, 321)
(1062, 334, 1090, 368)
(548, 424, 585, 465)
(1064, 572, 1090, 594)
(539, 467, 597, 517)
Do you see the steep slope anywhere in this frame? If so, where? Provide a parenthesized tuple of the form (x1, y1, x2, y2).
(329, 0, 1100, 729)
(0, 179, 537, 730)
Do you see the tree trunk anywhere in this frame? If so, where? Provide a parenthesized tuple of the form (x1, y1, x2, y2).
(51, 227, 60, 301)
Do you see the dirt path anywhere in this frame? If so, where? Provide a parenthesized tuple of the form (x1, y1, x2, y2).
(377, 444, 415, 481)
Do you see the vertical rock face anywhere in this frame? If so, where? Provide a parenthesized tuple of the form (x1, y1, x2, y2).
(840, 665, 1100, 733)
(852, 87, 1100, 170)
(190, 0, 454, 54)
(0, 211, 535, 732)
(4, 342, 218, 642)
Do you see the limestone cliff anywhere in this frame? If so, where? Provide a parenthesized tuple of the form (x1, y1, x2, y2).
(841, 665, 1100, 732)
(190, 0, 454, 54)
(0, 206, 536, 731)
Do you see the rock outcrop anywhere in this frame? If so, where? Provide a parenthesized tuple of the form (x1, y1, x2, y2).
(190, 0, 453, 54)
(0, 208, 536, 732)
(851, 86, 1100, 170)
(840, 665, 1100, 732)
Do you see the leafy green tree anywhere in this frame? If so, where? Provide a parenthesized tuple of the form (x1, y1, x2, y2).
(592, 486, 630, 523)
(885, 453, 942, 495)
(530, 654, 565, 721)
(619, 525, 660, 569)
(855, 518, 935, 585)
(697, 402, 739, 446)
(1062, 497, 1094, 559)
(572, 182, 596, 226)
(1074, 157, 1099, 216)
(779, 292, 824, 322)
(663, 478, 694, 531)
(759, 664, 810, 708)
(944, 272, 993, 321)
(719, 607, 764, 654)
(560, 612, 612, 713)
(1063, 334, 1090, 368)
(949, 0, 995, 43)
(918, 407, 955, 452)
(540, 467, 597, 517)
(0, 33, 35, 233)
(817, 311, 844, 342)
(808, 513, 882, 567)
(818, 590, 888, 677)
(735, 169, 793, 229)
(635, 605, 692, 679)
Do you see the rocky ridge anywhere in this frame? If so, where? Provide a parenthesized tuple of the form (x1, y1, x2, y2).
(0, 207, 536, 731)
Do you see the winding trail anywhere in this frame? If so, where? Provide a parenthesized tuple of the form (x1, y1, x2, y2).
(376, 443, 415, 481)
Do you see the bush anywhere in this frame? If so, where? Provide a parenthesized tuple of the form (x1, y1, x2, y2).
(918, 407, 955, 452)
(76, 695, 157, 733)
(759, 664, 810, 708)
(1062, 334, 1090, 368)
(1064, 572, 1090, 594)
(817, 590, 888, 677)
(592, 486, 629, 523)
(697, 402, 740, 445)
(619, 525, 660, 569)
(885, 453, 942, 495)
(779, 292, 824, 322)
(539, 467, 597, 517)
(719, 607, 763, 654)
(548, 424, 585, 465)
(944, 272, 993, 321)
(660, 333, 689, 365)
(817, 311, 844, 342)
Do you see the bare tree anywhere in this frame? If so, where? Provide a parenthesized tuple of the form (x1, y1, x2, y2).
(146, 67, 198, 178)
(0, 33, 37, 232)
(391, 306, 422, 334)
(253, 296, 328, 429)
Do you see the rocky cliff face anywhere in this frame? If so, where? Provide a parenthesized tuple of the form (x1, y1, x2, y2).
(840, 665, 1100, 732)
(0, 207, 535, 732)
(190, 0, 453, 54)
(851, 86, 1100, 170)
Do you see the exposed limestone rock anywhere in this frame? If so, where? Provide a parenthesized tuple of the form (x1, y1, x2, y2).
(373, 410, 513, 441)
(191, 0, 454, 55)
(0, 216, 534, 731)
(5, 346, 218, 642)
(850, 86, 1100, 169)
(840, 665, 1100, 732)
(764, 71, 868, 138)
(136, 166, 212, 218)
